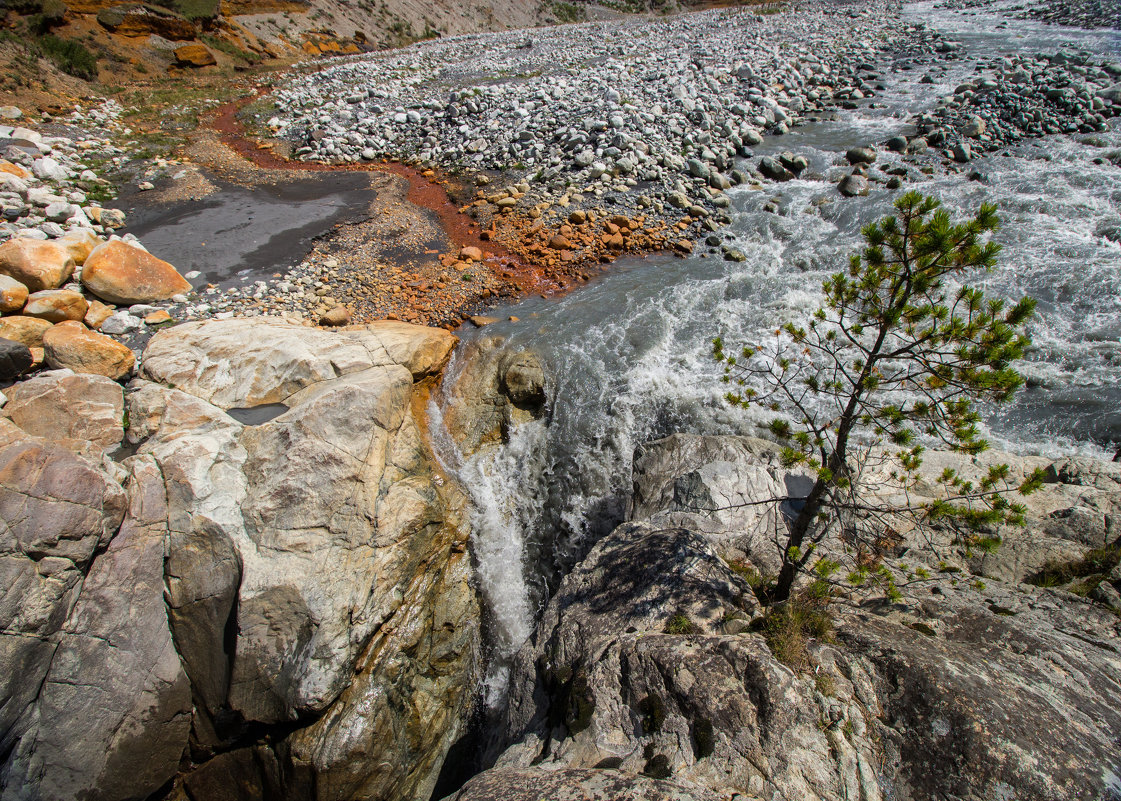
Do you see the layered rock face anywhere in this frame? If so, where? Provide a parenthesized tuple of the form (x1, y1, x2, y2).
(0, 319, 482, 801)
(461, 434, 1121, 801)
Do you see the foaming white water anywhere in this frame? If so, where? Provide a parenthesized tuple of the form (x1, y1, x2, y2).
(426, 359, 547, 706)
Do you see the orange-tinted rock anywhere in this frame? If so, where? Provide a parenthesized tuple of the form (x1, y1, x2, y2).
(42, 320, 135, 380)
(0, 239, 75, 292)
(0, 160, 31, 180)
(174, 44, 217, 67)
(318, 306, 350, 327)
(0, 275, 29, 313)
(23, 289, 89, 323)
(459, 246, 483, 262)
(58, 229, 102, 265)
(84, 299, 115, 330)
(81, 241, 192, 305)
(0, 316, 52, 348)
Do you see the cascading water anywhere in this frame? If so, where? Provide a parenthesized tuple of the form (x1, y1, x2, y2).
(426, 351, 551, 706)
(428, 1, 1121, 712)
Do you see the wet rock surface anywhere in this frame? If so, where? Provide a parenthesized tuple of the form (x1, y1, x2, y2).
(939, 0, 1121, 30)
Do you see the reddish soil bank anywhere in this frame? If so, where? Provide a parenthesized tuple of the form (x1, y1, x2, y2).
(203, 92, 676, 327)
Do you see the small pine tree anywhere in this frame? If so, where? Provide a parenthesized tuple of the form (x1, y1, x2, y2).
(714, 192, 1043, 603)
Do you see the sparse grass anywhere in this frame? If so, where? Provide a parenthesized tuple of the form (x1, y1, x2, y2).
(1027, 542, 1121, 595)
(726, 558, 776, 602)
(80, 182, 117, 203)
(754, 585, 833, 670)
(664, 614, 696, 635)
(37, 34, 97, 81)
(550, 1, 587, 23)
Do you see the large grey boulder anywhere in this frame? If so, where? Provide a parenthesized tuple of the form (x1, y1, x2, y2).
(631, 434, 1121, 585)
(476, 435, 1121, 801)
(630, 434, 804, 574)
(133, 319, 481, 801)
(0, 317, 483, 801)
(835, 581, 1121, 800)
(483, 517, 1121, 801)
(495, 523, 883, 801)
(0, 435, 127, 774)
(444, 767, 727, 801)
(1, 456, 191, 801)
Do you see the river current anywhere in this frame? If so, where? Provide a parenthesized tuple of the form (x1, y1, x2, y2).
(430, 2, 1121, 703)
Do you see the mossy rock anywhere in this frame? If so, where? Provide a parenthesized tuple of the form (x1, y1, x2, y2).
(564, 668, 596, 734)
(692, 717, 716, 759)
(95, 7, 126, 28)
(545, 663, 596, 736)
(96, 4, 197, 40)
(638, 694, 666, 734)
(641, 753, 672, 780)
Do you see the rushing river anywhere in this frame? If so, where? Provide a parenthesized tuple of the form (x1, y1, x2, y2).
(431, 3, 1121, 702)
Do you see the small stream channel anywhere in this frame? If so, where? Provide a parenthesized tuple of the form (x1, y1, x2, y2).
(121, 172, 376, 292)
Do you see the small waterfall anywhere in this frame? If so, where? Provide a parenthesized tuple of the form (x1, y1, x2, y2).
(426, 355, 549, 707)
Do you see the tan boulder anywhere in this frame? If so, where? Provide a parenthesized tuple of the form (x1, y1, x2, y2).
(42, 320, 135, 380)
(0, 274, 29, 313)
(58, 229, 102, 265)
(141, 318, 457, 407)
(84, 299, 115, 330)
(318, 306, 350, 327)
(3, 369, 125, 452)
(174, 43, 217, 67)
(459, 246, 483, 262)
(23, 289, 89, 323)
(80, 240, 192, 305)
(0, 315, 52, 348)
(0, 239, 76, 292)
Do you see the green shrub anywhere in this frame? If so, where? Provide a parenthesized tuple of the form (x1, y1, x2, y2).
(664, 614, 696, 635)
(755, 592, 833, 670)
(27, 0, 66, 34)
(550, 1, 586, 23)
(726, 558, 775, 601)
(38, 35, 98, 81)
(7, 0, 50, 14)
(1028, 542, 1121, 592)
(638, 694, 666, 733)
